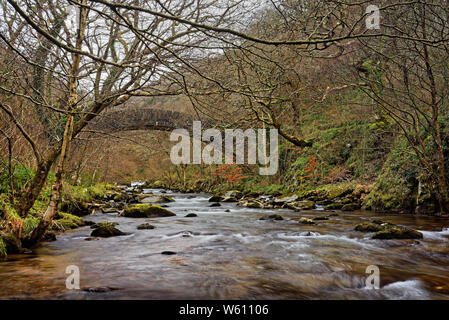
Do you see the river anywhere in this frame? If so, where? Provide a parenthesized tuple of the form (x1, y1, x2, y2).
(1, 188, 449, 299)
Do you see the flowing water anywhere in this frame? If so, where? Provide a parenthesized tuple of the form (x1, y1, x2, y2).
(1, 189, 449, 300)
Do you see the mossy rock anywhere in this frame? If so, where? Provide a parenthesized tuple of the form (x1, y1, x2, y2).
(286, 200, 315, 211)
(274, 194, 299, 204)
(122, 204, 176, 218)
(91, 222, 119, 229)
(137, 223, 155, 230)
(91, 225, 126, 238)
(341, 203, 361, 211)
(298, 217, 316, 225)
(355, 222, 384, 232)
(52, 212, 86, 231)
(259, 214, 284, 221)
(60, 200, 90, 216)
(313, 216, 329, 221)
(372, 226, 423, 240)
(325, 203, 343, 210)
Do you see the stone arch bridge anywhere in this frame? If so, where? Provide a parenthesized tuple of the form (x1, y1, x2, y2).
(85, 108, 215, 134)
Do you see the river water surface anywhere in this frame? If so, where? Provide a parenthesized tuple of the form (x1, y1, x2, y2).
(1, 189, 449, 299)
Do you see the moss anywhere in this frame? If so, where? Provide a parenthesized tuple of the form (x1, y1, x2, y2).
(372, 226, 423, 240)
(23, 216, 40, 236)
(137, 223, 155, 230)
(354, 222, 384, 232)
(52, 212, 86, 231)
(91, 222, 119, 229)
(122, 204, 176, 218)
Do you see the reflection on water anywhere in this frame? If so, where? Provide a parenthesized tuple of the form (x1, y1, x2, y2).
(1, 189, 449, 300)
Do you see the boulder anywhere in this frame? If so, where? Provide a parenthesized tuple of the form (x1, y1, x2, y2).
(372, 226, 423, 240)
(137, 223, 155, 230)
(208, 195, 224, 202)
(286, 200, 315, 211)
(90, 223, 126, 238)
(238, 199, 264, 208)
(224, 190, 243, 199)
(273, 194, 299, 205)
(185, 213, 198, 217)
(139, 195, 174, 204)
(209, 203, 221, 207)
(354, 222, 384, 232)
(122, 204, 176, 218)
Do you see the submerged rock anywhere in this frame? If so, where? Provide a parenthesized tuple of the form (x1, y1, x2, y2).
(313, 216, 329, 221)
(298, 217, 316, 225)
(259, 214, 284, 221)
(185, 213, 198, 217)
(137, 223, 155, 230)
(161, 251, 177, 255)
(122, 204, 176, 218)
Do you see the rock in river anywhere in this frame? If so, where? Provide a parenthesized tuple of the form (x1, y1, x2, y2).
(298, 217, 316, 225)
(90, 223, 126, 238)
(121, 204, 176, 218)
(209, 203, 221, 207)
(354, 220, 423, 240)
(185, 213, 198, 217)
(259, 214, 284, 221)
(138, 194, 174, 204)
(137, 223, 155, 230)
(372, 226, 423, 240)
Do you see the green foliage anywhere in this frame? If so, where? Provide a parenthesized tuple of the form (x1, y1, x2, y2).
(23, 216, 40, 236)
(0, 161, 35, 194)
(0, 238, 6, 258)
